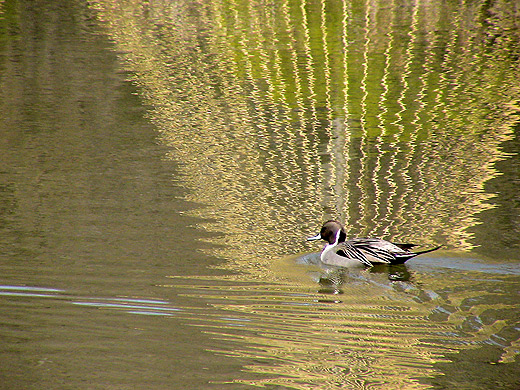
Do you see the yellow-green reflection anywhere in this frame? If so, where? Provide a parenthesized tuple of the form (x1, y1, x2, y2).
(166, 260, 520, 389)
(85, 0, 520, 386)
(88, 0, 519, 267)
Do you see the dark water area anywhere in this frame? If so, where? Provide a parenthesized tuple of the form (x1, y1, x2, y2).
(0, 0, 519, 389)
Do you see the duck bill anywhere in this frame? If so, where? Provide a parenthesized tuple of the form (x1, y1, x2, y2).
(307, 234, 322, 242)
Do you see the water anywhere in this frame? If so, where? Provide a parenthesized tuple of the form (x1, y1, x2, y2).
(0, 0, 519, 389)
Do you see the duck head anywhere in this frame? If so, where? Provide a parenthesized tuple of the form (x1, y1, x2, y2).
(307, 220, 347, 245)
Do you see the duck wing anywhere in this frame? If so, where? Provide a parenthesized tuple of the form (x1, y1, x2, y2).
(335, 242, 374, 267)
(347, 238, 400, 264)
(350, 238, 442, 264)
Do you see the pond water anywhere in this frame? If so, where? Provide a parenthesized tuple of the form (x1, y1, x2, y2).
(0, 0, 519, 389)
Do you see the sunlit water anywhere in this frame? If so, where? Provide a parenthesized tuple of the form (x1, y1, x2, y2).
(0, 0, 519, 389)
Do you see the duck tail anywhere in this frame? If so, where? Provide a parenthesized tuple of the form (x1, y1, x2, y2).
(413, 245, 442, 256)
(393, 245, 442, 264)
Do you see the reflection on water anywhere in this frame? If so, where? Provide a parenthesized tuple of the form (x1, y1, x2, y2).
(169, 258, 520, 389)
(0, 0, 519, 389)
(89, 0, 519, 262)
(0, 285, 179, 316)
(2, 261, 519, 389)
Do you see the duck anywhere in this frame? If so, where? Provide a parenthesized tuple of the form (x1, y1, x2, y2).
(307, 220, 441, 267)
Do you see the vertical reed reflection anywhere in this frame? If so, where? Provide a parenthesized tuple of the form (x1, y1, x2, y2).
(89, 0, 519, 262)
(85, 0, 519, 388)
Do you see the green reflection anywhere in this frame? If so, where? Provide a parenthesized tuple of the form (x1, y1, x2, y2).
(86, 0, 520, 387)
(1, 0, 517, 388)
(87, 0, 520, 373)
(88, 0, 519, 268)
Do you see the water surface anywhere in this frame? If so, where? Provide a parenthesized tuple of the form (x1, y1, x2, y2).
(0, 0, 519, 389)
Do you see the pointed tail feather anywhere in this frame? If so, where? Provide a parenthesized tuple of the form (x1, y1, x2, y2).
(413, 245, 442, 256)
(393, 245, 442, 264)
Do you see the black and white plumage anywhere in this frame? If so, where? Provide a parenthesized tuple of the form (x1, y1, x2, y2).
(307, 220, 441, 267)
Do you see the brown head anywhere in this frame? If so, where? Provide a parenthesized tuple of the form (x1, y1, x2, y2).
(307, 220, 347, 245)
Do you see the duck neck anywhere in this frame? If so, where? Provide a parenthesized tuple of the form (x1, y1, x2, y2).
(332, 229, 346, 245)
(321, 242, 337, 261)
